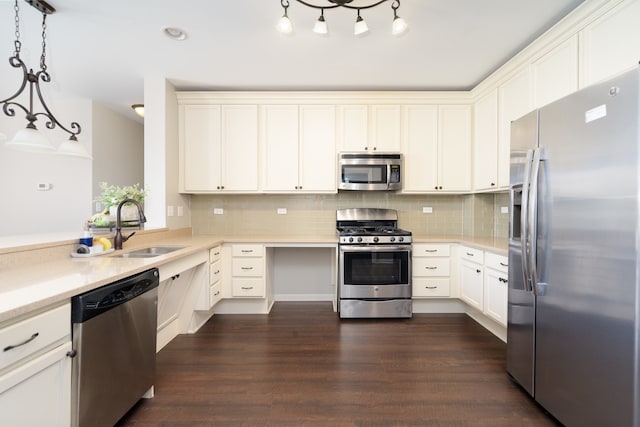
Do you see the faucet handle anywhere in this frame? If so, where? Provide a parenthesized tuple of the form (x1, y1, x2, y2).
(123, 231, 136, 242)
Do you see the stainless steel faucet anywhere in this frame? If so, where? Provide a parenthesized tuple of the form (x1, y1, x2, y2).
(114, 198, 147, 250)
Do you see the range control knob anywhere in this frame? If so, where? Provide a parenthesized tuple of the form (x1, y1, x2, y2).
(398, 237, 404, 242)
(357, 237, 363, 243)
(348, 237, 354, 243)
(373, 237, 379, 243)
(390, 237, 396, 242)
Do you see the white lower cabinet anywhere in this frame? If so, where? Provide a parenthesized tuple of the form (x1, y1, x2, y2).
(412, 243, 451, 298)
(483, 252, 508, 326)
(460, 246, 484, 310)
(0, 303, 72, 427)
(459, 246, 509, 326)
(196, 245, 223, 310)
(230, 244, 266, 298)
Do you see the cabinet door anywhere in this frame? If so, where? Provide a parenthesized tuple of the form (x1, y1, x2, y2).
(498, 67, 532, 188)
(262, 105, 299, 191)
(438, 105, 471, 191)
(0, 342, 72, 427)
(221, 105, 258, 191)
(179, 104, 221, 192)
(533, 35, 578, 108)
(370, 105, 401, 152)
(460, 260, 483, 310)
(580, 0, 640, 87)
(299, 105, 336, 192)
(402, 105, 438, 192)
(336, 105, 368, 152)
(473, 90, 499, 191)
(484, 268, 508, 326)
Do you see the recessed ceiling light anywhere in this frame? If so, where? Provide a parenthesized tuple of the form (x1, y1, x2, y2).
(162, 27, 187, 41)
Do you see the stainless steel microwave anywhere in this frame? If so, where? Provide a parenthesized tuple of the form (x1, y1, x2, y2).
(338, 153, 402, 191)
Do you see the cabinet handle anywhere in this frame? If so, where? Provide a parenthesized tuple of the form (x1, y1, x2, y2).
(425, 286, 438, 289)
(241, 266, 254, 270)
(425, 266, 438, 270)
(500, 262, 508, 267)
(3, 332, 39, 352)
(213, 251, 220, 256)
(499, 277, 508, 283)
(214, 290, 220, 296)
(241, 250, 253, 253)
(491, 182, 496, 186)
(213, 270, 220, 274)
(466, 252, 474, 256)
(476, 269, 482, 273)
(425, 249, 438, 253)
(241, 286, 254, 290)
(66, 350, 77, 358)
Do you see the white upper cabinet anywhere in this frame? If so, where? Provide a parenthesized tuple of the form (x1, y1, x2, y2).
(402, 104, 471, 192)
(179, 104, 221, 192)
(498, 66, 533, 189)
(179, 104, 258, 193)
(438, 105, 472, 192)
(402, 105, 438, 192)
(580, 0, 640, 88)
(337, 104, 401, 152)
(532, 35, 579, 108)
(473, 89, 499, 191)
(262, 104, 336, 193)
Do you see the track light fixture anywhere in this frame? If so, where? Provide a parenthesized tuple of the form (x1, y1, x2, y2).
(277, 0, 408, 36)
(1, 0, 91, 159)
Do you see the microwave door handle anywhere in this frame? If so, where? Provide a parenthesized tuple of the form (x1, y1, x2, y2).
(520, 149, 534, 293)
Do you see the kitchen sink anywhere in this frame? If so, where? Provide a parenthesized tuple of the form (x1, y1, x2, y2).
(112, 246, 186, 258)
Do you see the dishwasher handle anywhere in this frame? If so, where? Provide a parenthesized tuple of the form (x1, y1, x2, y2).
(71, 268, 159, 323)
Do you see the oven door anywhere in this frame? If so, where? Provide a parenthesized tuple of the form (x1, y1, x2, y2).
(339, 245, 411, 299)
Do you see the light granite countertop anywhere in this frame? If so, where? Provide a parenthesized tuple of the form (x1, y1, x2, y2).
(0, 230, 507, 324)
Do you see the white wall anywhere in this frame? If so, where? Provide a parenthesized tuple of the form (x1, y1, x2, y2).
(0, 97, 93, 236)
(91, 102, 144, 213)
(144, 77, 191, 230)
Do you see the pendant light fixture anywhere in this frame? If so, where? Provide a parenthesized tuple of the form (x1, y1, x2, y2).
(277, 0, 408, 37)
(1, 0, 92, 159)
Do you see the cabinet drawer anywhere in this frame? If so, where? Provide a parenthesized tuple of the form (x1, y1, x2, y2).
(232, 244, 264, 257)
(232, 258, 264, 277)
(209, 245, 222, 263)
(232, 278, 265, 297)
(209, 282, 223, 307)
(460, 246, 484, 264)
(413, 258, 450, 276)
(485, 252, 508, 273)
(210, 259, 222, 285)
(413, 278, 450, 297)
(413, 243, 450, 257)
(0, 303, 70, 372)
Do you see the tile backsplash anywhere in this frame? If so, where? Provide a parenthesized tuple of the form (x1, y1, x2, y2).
(191, 191, 509, 239)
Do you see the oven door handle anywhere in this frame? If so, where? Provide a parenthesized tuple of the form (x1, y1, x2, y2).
(339, 245, 411, 252)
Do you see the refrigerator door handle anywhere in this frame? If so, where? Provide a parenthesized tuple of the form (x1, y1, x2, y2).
(520, 149, 535, 292)
(528, 148, 543, 296)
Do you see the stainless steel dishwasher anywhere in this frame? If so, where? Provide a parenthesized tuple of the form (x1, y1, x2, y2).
(71, 268, 159, 427)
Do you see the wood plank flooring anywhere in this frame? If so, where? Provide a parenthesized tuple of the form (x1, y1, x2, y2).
(117, 302, 558, 427)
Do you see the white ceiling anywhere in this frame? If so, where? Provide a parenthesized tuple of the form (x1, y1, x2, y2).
(0, 0, 586, 119)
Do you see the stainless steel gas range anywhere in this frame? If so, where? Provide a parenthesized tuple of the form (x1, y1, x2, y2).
(337, 208, 412, 318)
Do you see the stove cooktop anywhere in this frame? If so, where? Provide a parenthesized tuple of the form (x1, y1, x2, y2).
(336, 208, 412, 244)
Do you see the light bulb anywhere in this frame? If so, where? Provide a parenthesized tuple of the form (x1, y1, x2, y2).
(392, 16, 408, 35)
(277, 14, 293, 34)
(354, 15, 368, 35)
(313, 15, 328, 35)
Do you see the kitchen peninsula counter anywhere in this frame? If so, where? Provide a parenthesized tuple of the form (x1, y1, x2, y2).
(0, 229, 507, 324)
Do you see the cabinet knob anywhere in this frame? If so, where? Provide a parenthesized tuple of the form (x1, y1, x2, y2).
(491, 182, 496, 186)
(476, 269, 481, 273)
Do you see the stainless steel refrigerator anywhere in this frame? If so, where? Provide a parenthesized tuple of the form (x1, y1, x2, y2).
(507, 66, 640, 427)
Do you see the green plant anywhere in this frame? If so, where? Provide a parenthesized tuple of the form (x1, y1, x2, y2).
(97, 182, 147, 212)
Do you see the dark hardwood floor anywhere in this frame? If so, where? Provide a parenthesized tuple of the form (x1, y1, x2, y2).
(117, 302, 558, 427)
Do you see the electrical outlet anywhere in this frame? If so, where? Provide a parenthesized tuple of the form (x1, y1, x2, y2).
(501, 206, 509, 214)
(213, 208, 224, 215)
(167, 205, 174, 217)
(422, 207, 433, 214)
(277, 208, 287, 215)
(177, 206, 184, 217)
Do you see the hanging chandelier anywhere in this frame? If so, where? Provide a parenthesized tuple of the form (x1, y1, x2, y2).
(277, 0, 408, 36)
(1, 0, 91, 159)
